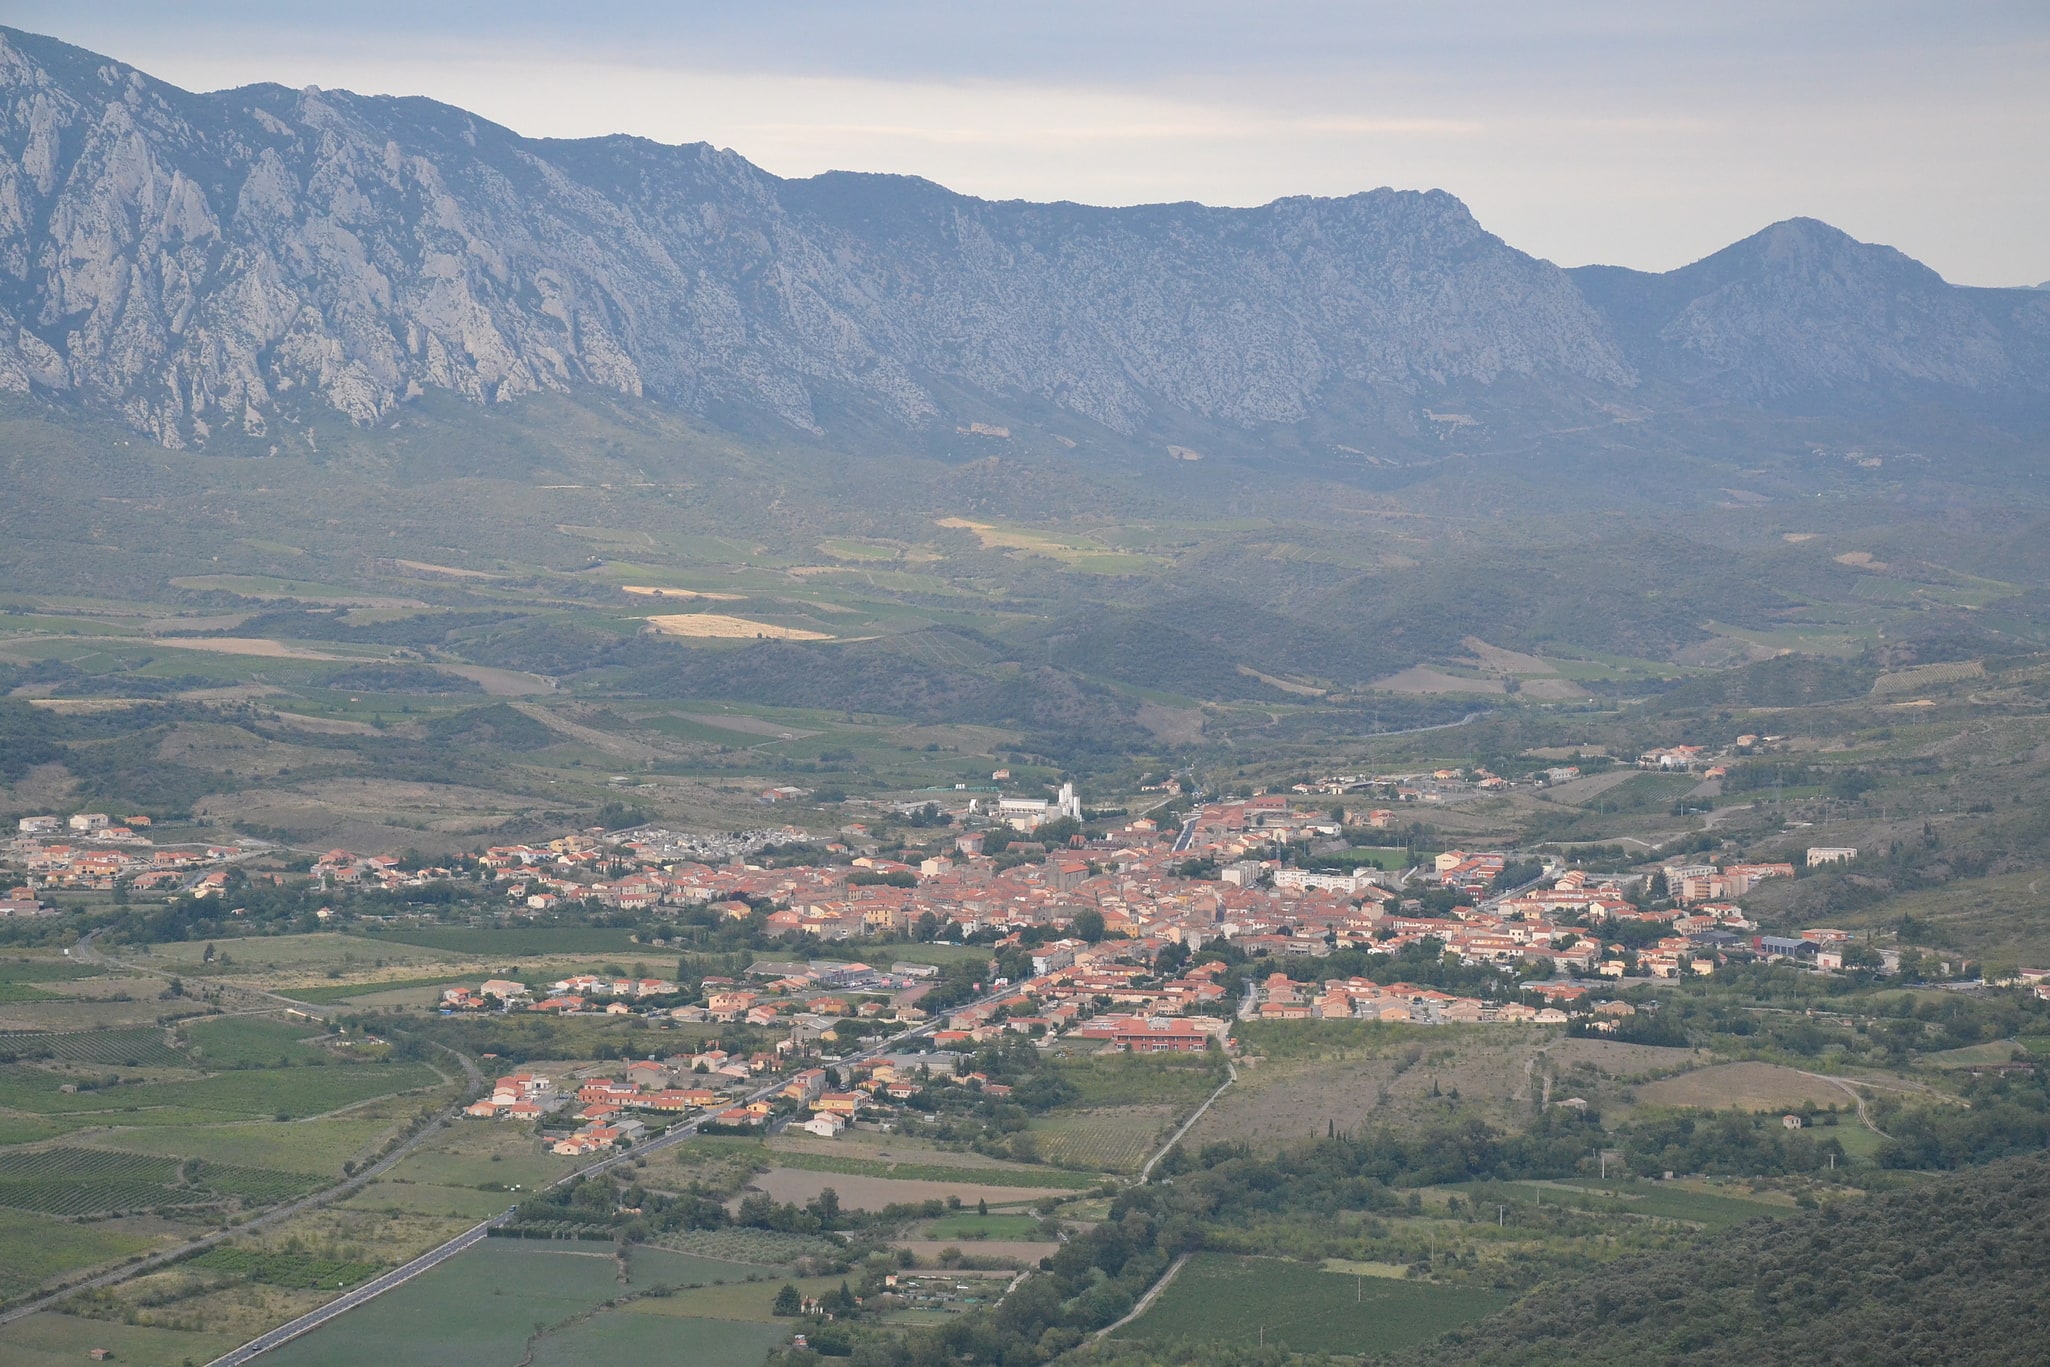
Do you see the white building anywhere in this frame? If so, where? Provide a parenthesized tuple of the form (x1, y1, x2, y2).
(1274, 868, 1377, 896)
(1806, 847, 1858, 867)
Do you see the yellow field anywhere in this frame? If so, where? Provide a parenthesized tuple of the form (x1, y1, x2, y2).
(644, 614, 829, 641)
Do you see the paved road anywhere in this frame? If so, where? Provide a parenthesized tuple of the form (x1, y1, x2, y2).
(203, 1214, 506, 1367)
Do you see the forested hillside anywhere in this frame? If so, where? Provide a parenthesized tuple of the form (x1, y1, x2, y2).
(1397, 1154, 2050, 1367)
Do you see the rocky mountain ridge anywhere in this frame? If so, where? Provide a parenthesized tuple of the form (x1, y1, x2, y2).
(0, 25, 2044, 451)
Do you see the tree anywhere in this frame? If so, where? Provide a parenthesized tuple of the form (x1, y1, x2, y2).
(773, 1283, 802, 1316)
(1073, 908, 1107, 943)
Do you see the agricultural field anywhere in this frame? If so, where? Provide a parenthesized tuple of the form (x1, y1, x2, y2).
(360, 926, 647, 956)
(187, 1246, 382, 1289)
(0, 1208, 157, 1303)
(89, 1116, 396, 1176)
(763, 1147, 1101, 1189)
(179, 1016, 336, 1067)
(338, 1180, 515, 1220)
(0, 1146, 320, 1216)
(1051, 1053, 1227, 1108)
(372, 1117, 580, 1190)
(0, 1026, 188, 1068)
(261, 1240, 773, 1367)
(1113, 1251, 1512, 1355)
(1030, 1105, 1173, 1173)
(0, 957, 105, 986)
(916, 1210, 1045, 1240)
(0, 1060, 446, 1122)
(1516, 1177, 1798, 1231)
(531, 1309, 788, 1367)
(138, 933, 456, 974)
(1191, 1023, 1698, 1154)
(0, 1311, 244, 1367)
(748, 1166, 1074, 1212)
(651, 1225, 840, 1264)
(284, 973, 475, 1005)
(1633, 1061, 1858, 1113)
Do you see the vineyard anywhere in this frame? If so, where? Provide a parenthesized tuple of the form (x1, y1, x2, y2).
(1031, 1106, 1174, 1174)
(189, 1246, 383, 1289)
(0, 1027, 187, 1067)
(0, 1146, 320, 1216)
(651, 1226, 836, 1264)
(0, 1060, 445, 1121)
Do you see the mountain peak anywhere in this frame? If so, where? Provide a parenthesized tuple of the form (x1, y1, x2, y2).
(0, 24, 2039, 451)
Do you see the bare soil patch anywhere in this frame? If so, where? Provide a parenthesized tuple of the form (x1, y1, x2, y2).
(124, 636, 351, 661)
(623, 585, 744, 601)
(645, 614, 828, 641)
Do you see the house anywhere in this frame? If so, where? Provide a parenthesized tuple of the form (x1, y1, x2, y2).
(813, 1091, 865, 1115)
(802, 1113, 849, 1138)
(624, 1060, 670, 1089)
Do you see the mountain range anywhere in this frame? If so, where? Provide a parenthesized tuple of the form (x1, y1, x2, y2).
(0, 24, 2045, 454)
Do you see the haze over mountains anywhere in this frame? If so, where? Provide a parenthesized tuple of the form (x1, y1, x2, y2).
(0, 23, 2045, 456)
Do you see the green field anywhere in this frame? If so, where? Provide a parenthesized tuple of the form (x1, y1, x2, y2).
(1115, 1252, 1511, 1355)
(1523, 1178, 1791, 1230)
(652, 1227, 841, 1264)
(262, 1241, 763, 1367)
(0, 1146, 319, 1216)
(341, 1180, 519, 1219)
(919, 1210, 1044, 1239)
(1053, 1055, 1225, 1108)
(534, 1309, 786, 1366)
(0, 958, 105, 984)
(0, 1208, 156, 1302)
(284, 974, 476, 1004)
(189, 1245, 382, 1289)
(0, 1061, 444, 1121)
(89, 1117, 393, 1175)
(181, 1016, 334, 1067)
(0, 1310, 242, 1367)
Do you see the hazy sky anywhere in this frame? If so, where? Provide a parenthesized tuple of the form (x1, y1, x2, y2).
(14, 1, 2048, 285)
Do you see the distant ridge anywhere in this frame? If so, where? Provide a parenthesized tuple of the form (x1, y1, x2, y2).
(0, 25, 2044, 451)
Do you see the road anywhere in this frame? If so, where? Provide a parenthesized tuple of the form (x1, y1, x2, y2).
(1092, 1251, 1190, 1342)
(1138, 1061, 1236, 1183)
(195, 978, 1018, 1364)
(203, 1215, 504, 1367)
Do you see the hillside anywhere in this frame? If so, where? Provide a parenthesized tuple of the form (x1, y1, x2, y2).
(1399, 1154, 2050, 1367)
